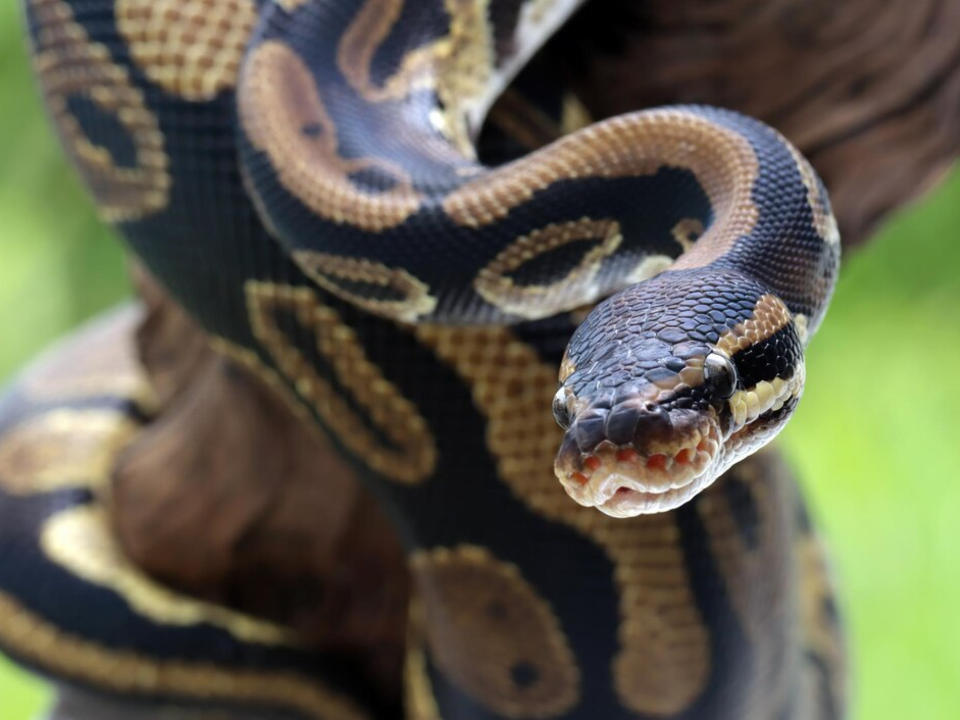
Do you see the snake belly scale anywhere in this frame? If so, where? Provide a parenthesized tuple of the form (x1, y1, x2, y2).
(0, 0, 845, 719)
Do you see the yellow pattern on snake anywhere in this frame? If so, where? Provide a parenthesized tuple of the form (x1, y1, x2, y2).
(115, 0, 258, 101)
(29, 0, 170, 221)
(246, 281, 437, 484)
(7, 0, 847, 718)
(0, 410, 138, 495)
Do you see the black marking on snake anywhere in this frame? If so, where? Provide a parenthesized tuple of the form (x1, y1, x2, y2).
(348, 166, 402, 194)
(367, 0, 450, 90)
(269, 302, 408, 455)
(301, 122, 324, 138)
(66, 95, 139, 168)
(670, 494, 756, 720)
(502, 238, 609, 287)
(732, 325, 804, 388)
(509, 661, 540, 689)
(722, 477, 761, 551)
(477, 56, 573, 163)
(488, 0, 527, 63)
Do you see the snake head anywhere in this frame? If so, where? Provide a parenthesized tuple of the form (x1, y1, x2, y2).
(553, 270, 806, 517)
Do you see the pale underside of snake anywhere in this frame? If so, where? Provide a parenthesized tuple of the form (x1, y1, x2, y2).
(0, 0, 844, 719)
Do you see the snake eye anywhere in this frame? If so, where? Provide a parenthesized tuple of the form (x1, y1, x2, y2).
(703, 352, 739, 399)
(553, 387, 573, 429)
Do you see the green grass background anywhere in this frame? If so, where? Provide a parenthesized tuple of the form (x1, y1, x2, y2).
(1, 2, 959, 717)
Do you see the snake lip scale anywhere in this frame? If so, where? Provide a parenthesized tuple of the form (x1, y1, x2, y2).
(558, 421, 723, 517)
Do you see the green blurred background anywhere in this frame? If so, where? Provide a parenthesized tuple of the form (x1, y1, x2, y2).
(1, 1, 959, 717)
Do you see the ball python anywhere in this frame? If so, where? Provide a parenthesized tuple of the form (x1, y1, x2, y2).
(0, 0, 846, 718)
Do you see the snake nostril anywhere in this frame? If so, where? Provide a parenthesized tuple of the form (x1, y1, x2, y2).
(642, 401, 659, 414)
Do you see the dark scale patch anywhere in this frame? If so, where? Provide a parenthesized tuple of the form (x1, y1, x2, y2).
(477, 54, 570, 165)
(369, 0, 449, 90)
(504, 237, 608, 287)
(347, 165, 401, 194)
(731, 324, 802, 389)
(511, 313, 578, 365)
(721, 477, 761, 550)
(660, 383, 716, 415)
(65, 95, 139, 169)
(300, 122, 324, 138)
(509, 661, 540, 689)
(488, 0, 527, 63)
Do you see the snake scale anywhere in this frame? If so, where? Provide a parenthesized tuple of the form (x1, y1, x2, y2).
(0, 0, 846, 718)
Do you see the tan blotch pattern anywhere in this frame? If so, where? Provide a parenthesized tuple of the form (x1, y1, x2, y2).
(30, 0, 170, 221)
(474, 218, 622, 319)
(337, 0, 494, 154)
(0, 410, 138, 495)
(0, 590, 370, 720)
(116, 0, 257, 100)
(293, 251, 437, 323)
(239, 41, 423, 231)
(415, 326, 710, 715)
(696, 462, 797, 719)
(246, 282, 437, 484)
(444, 112, 759, 271)
(411, 545, 580, 717)
(42, 506, 293, 645)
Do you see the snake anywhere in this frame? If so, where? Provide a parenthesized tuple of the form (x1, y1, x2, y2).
(0, 0, 846, 718)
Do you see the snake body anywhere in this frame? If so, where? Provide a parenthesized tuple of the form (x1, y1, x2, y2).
(0, 0, 844, 718)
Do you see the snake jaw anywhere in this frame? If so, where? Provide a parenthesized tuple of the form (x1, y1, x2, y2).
(555, 416, 724, 516)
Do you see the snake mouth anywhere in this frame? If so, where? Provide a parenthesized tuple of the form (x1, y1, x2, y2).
(555, 423, 722, 516)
